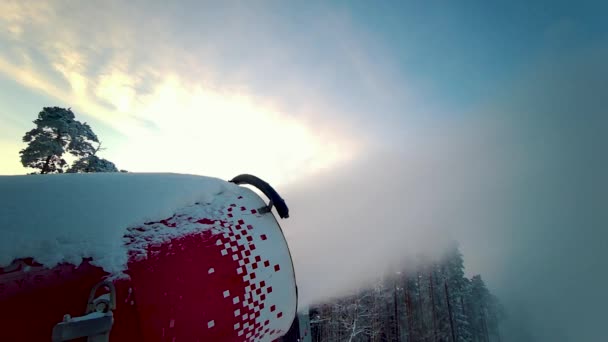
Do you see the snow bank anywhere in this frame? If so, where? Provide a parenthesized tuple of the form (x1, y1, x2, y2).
(0, 173, 240, 274)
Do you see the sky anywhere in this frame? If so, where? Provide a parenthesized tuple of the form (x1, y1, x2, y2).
(1, 1, 607, 341)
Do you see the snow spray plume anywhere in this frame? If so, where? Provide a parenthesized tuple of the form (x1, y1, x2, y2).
(282, 47, 608, 341)
(280, 124, 490, 308)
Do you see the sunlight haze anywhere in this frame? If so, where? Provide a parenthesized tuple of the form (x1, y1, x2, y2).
(1, 1, 606, 341)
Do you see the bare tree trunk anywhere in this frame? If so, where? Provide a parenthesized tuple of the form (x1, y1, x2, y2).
(444, 281, 456, 342)
(394, 282, 400, 342)
(429, 272, 438, 342)
(416, 275, 425, 340)
(480, 306, 489, 342)
(461, 297, 466, 319)
(42, 132, 63, 174)
(348, 309, 357, 342)
(41, 155, 52, 174)
(405, 284, 415, 342)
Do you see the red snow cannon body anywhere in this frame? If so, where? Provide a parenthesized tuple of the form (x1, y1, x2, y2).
(0, 174, 297, 342)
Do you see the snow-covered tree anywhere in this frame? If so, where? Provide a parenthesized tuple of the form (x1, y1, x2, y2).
(20, 107, 98, 173)
(309, 242, 503, 342)
(68, 142, 118, 173)
(442, 243, 473, 342)
(68, 155, 118, 173)
(467, 275, 504, 342)
(20, 107, 118, 174)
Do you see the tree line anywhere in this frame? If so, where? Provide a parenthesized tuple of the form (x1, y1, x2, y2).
(19, 107, 122, 174)
(309, 244, 504, 342)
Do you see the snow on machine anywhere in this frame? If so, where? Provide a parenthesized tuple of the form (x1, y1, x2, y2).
(0, 173, 297, 341)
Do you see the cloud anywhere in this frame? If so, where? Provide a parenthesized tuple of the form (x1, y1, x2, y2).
(0, 1, 371, 182)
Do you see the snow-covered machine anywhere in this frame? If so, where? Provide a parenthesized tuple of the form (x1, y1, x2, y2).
(0, 173, 297, 341)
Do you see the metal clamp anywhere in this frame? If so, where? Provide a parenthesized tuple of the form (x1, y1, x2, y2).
(87, 281, 117, 314)
(52, 280, 116, 342)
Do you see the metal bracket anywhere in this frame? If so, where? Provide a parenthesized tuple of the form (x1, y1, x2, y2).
(52, 280, 116, 342)
(258, 199, 274, 214)
(87, 281, 116, 314)
(52, 312, 113, 342)
(229, 174, 289, 219)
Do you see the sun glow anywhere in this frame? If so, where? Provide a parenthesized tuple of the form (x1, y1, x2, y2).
(0, 1, 357, 183)
(109, 75, 354, 185)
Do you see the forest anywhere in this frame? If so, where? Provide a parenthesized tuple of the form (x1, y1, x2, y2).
(308, 244, 504, 342)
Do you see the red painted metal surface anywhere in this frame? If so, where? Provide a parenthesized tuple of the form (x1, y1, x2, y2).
(0, 260, 142, 341)
(0, 188, 296, 341)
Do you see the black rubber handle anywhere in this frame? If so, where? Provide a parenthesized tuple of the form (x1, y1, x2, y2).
(229, 174, 289, 219)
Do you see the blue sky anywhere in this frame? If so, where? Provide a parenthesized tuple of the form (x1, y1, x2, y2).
(1, 1, 606, 340)
(1, 1, 605, 177)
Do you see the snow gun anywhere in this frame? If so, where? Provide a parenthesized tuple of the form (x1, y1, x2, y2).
(0, 173, 297, 341)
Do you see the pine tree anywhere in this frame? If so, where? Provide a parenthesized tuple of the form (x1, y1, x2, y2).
(308, 242, 503, 342)
(20, 107, 118, 174)
(20, 107, 98, 173)
(67, 155, 118, 173)
(468, 275, 504, 342)
(442, 243, 473, 342)
(68, 143, 118, 173)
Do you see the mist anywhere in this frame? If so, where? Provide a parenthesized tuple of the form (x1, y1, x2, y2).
(281, 46, 607, 341)
(281, 113, 508, 308)
(1, 1, 605, 340)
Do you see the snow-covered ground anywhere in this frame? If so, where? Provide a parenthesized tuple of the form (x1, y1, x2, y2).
(0, 173, 241, 274)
